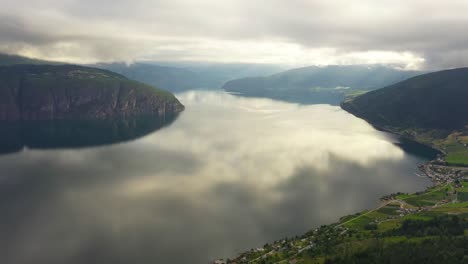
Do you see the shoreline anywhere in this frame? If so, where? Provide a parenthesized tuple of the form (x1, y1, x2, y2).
(372, 125, 468, 186)
(222, 115, 468, 264)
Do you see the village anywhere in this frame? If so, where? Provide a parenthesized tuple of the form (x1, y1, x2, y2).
(418, 159, 468, 185)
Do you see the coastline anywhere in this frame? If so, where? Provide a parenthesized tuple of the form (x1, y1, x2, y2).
(221, 108, 468, 264)
(357, 121, 468, 186)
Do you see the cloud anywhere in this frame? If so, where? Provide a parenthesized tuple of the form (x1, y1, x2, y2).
(0, 0, 467, 69)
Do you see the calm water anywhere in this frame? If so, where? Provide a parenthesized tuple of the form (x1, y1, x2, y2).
(0, 91, 436, 264)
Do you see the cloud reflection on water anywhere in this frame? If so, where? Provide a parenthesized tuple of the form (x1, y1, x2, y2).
(0, 91, 431, 264)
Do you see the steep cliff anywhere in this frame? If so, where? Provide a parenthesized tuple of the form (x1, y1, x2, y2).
(0, 65, 184, 120)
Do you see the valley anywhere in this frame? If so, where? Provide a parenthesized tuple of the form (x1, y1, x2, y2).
(2, 2, 468, 264)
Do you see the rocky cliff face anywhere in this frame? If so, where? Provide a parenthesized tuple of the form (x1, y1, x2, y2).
(0, 65, 184, 121)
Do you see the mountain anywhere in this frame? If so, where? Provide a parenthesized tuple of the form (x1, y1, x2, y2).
(0, 64, 184, 121)
(342, 67, 468, 167)
(154, 62, 285, 85)
(0, 53, 60, 65)
(223, 65, 422, 104)
(0, 54, 284, 93)
(341, 68, 468, 130)
(93, 62, 203, 92)
(94, 62, 284, 92)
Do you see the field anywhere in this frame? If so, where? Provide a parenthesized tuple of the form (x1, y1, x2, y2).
(404, 191, 446, 207)
(398, 128, 468, 167)
(438, 132, 468, 166)
(346, 182, 468, 233)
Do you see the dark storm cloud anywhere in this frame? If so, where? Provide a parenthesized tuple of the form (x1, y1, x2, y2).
(0, 0, 467, 69)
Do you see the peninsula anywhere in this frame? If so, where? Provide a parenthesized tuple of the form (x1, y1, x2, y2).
(0, 64, 184, 121)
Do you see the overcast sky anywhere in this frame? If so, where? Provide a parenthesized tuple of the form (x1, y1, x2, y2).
(1, 0, 468, 69)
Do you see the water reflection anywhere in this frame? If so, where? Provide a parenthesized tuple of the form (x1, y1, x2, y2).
(392, 136, 441, 160)
(0, 114, 178, 155)
(0, 91, 434, 264)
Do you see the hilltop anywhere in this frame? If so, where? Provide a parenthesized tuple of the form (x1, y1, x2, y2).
(0, 53, 61, 65)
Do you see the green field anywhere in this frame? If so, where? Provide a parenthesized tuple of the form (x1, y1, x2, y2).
(446, 151, 468, 166)
(403, 190, 446, 207)
(394, 129, 468, 167)
(377, 204, 401, 215)
(436, 132, 468, 166)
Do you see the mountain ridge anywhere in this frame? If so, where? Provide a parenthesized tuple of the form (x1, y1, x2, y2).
(93, 62, 284, 92)
(0, 53, 62, 65)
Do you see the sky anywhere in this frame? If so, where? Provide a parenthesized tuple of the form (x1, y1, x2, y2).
(1, 0, 468, 70)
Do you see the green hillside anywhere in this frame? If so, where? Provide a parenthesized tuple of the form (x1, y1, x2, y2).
(342, 68, 468, 130)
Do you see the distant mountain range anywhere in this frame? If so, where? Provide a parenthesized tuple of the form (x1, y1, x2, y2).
(223, 65, 423, 104)
(93, 62, 284, 92)
(0, 53, 284, 93)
